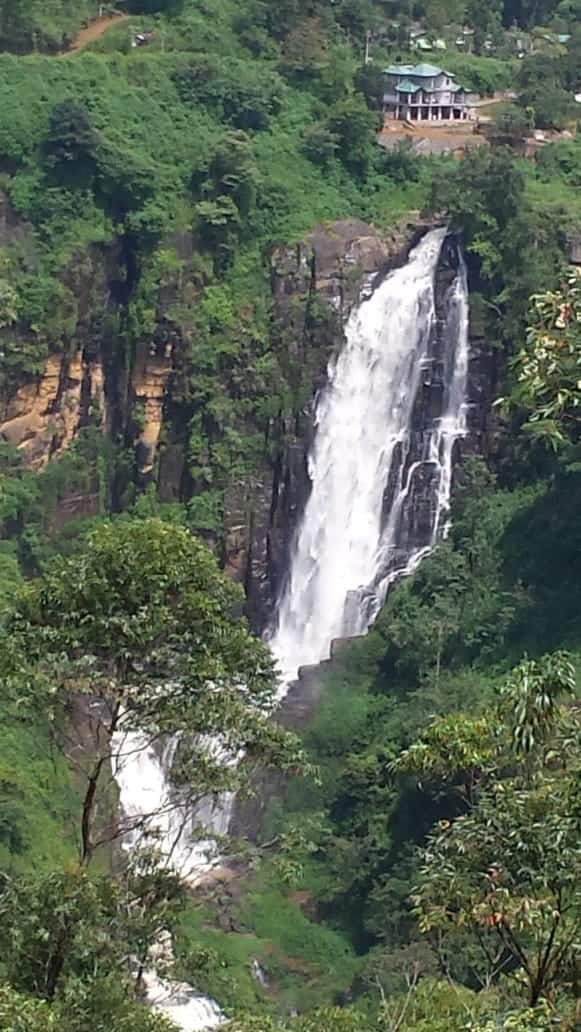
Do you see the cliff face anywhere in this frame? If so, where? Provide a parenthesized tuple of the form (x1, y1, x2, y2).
(0, 203, 496, 630)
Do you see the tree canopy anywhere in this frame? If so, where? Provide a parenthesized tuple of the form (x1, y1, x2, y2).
(513, 268, 581, 447)
(2, 517, 304, 866)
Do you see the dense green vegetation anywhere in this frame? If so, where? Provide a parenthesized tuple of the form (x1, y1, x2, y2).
(0, 0, 434, 559)
(178, 453, 581, 1028)
(1, 0, 581, 1030)
(0, 517, 305, 1029)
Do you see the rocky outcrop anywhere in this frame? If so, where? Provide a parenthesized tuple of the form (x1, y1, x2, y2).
(132, 342, 173, 479)
(0, 187, 180, 498)
(0, 351, 106, 469)
(0, 338, 175, 477)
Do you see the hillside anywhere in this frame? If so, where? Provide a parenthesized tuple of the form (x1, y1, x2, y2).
(0, 1, 581, 1031)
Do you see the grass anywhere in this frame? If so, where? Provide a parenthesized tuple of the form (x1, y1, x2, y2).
(176, 866, 361, 1017)
(0, 713, 80, 874)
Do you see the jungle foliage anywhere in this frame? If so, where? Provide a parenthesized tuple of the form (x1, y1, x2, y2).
(0, 0, 581, 1030)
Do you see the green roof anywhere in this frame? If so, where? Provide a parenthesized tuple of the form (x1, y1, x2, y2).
(385, 64, 415, 75)
(385, 64, 466, 90)
(409, 63, 444, 76)
(396, 80, 421, 93)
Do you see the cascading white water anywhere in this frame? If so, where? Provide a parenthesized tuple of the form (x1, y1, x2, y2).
(110, 227, 469, 1031)
(270, 227, 469, 687)
(112, 728, 226, 876)
(111, 726, 226, 1031)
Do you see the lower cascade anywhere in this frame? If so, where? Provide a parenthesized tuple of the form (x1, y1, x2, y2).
(111, 225, 470, 1030)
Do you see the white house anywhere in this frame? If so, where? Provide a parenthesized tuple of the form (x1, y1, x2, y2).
(383, 63, 475, 122)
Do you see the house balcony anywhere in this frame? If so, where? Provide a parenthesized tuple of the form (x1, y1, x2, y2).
(385, 91, 470, 107)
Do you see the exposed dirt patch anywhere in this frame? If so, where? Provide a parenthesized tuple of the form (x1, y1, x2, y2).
(379, 120, 487, 155)
(60, 13, 129, 56)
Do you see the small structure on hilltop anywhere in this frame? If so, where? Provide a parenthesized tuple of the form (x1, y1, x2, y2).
(383, 63, 475, 122)
(411, 31, 447, 52)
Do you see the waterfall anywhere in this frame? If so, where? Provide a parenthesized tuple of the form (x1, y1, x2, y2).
(270, 227, 469, 687)
(111, 727, 226, 1031)
(110, 227, 469, 1031)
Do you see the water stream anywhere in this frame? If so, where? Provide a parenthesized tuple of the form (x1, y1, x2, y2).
(111, 227, 469, 1030)
(271, 227, 469, 685)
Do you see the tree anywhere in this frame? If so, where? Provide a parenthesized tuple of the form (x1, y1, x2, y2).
(43, 101, 100, 188)
(120, 0, 183, 13)
(172, 57, 286, 131)
(0, 0, 36, 53)
(192, 131, 261, 269)
(424, 0, 466, 31)
(301, 123, 340, 165)
(335, 0, 376, 41)
(0, 855, 185, 1009)
(466, 0, 502, 51)
(470, 1001, 561, 1032)
(96, 141, 159, 223)
(389, 714, 496, 807)
(512, 267, 581, 446)
(326, 95, 381, 178)
(519, 83, 575, 129)
(413, 772, 581, 1005)
(432, 148, 525, 284)
(563, 25, 581, 91)
(2, 518, 303, 869)
(203, 132, 261, 219)
(409, 654, 580, 1006)
(517, 53, 562, 92)
(499, 651, 576, 758)
(0, 518, 306, 1012)
(224, 1007, 371, 1031)
(355, 62, 388, 111)
(379, 140, 420, 184)
(0, 979, 175, 1032)
(516, 53, 575, 129)
(281, 17, 329, 80)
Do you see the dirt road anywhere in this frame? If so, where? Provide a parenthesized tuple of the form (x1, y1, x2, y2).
(60, 13, 129, 56)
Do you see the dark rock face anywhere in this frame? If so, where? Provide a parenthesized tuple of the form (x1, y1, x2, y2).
(229, 217, 442, 630)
